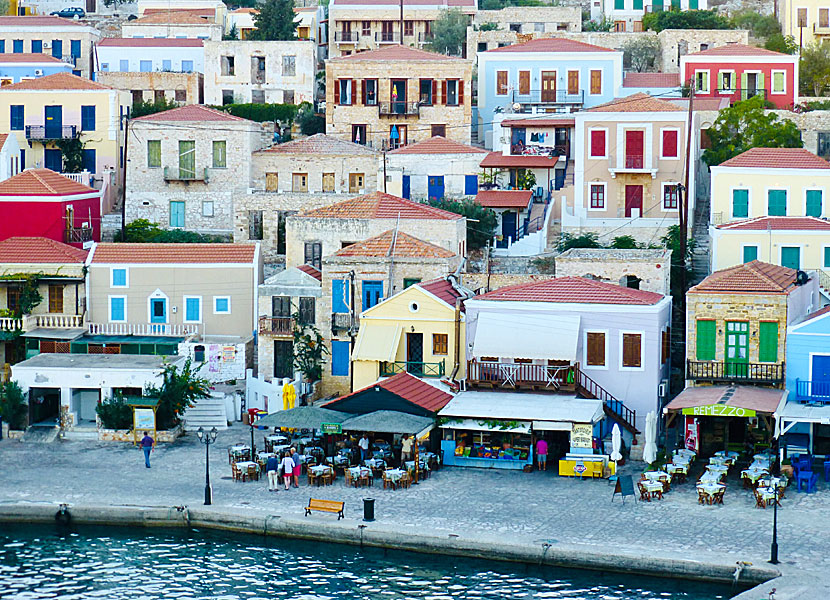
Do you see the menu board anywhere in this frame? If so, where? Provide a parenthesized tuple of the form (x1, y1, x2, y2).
(571, 423, 593, 448)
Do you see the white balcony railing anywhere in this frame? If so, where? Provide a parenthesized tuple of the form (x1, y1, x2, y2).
(87, 322, 199, 336)
(23, 314, 85, 329)
(0, 316, 22, 332)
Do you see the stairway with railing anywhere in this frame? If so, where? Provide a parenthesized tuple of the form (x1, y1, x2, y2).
(575, 366, 639, 435)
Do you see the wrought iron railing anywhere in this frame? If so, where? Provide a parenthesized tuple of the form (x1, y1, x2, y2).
(625, 155, 644, 169)
(25, 125, 78, 140)
(379, 101, 420, 116)
(575, 367, 638, 434)
(259, 316, 294, 336)
(816, 268, 830, 291)
(163, 167, 209, 182)
(686, 360, 784, 385)
(418, 32, 434, 43)
(509, 89, 584, 105)
(334, 31, 359, 42)
(381, 360, 445, 378)
(375, 31, 401, 43)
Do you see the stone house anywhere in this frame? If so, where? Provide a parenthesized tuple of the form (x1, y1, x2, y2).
(121, 10, 223, 41)
(138, 0, 228, 25)
(685, 260, 819, 389)
(592, 0, 707, 33)
(284, 191, 467, 270)
(126, 104, 264, 237)
(467, 6, 582, 57)
(98, 71, 204, 106)
(203, 40, 316, 105)
(554, 248, 672, 296)
(773, 109, 830, 161)
(235, 134, 381, 261)
(319, 229, 461, 396)
(325, 45, 473, 148)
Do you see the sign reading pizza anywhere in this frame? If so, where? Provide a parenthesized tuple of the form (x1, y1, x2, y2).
(680, 405, 757, 417)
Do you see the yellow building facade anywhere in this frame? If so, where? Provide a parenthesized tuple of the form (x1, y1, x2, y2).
(778, 0, 830, 48)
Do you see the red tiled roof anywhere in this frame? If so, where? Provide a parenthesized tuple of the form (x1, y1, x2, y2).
(298, 192, 462, 220)
(132, 11, 210, 24)
(500, 117, 575, 128)
(325, 371, 454, 413)
(297, 264, 322, 281)
(0, 53, 64, 63)
(334, 0, 474, 6)
(258, 133, 377, 155)
(232, 7, 258, 13)
(388, 136, 487, 155)
(474, 190, 532, 209)
(0, 15, 88, 27)
(480, 151, 563, 168)
(718, 148, 830, 169)
(689, 260, 798, 295)
(1, 72, 110, 91)
(485, 37, 612, 54)
(335, 230, 456, 258)
(144, 7, 215, 17)
(331, 44, 464, 61)
(134, 105, 248, 122)
(90, 243, 257, 264)
(668, 97, 729, 111)
(418, 277, 466, 307)
(803, 304, 830, 323)
(98, 38, 204, 47)
(0, 236, 87, 263)
(686, 43, 790, 58)
(0, 169, 96, 197)
(623, 72, 681, 88)
(588, 92, 684, 113)
(476, 276, 664, 305)
(717, 216, 830, 231)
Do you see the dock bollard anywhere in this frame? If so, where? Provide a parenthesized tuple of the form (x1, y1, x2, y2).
(363, 497, 375, 522)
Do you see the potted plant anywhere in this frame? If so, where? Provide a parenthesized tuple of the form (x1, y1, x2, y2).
(780, 457, 793, 478)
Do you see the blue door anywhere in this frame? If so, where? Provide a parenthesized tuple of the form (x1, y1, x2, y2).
(44, 105, 62, 139)
(51, 39, 62, 59)
(331, 340, 350, 376)
(150, 298, 167, 323)
(362, 280, 383, 311)
(82, 148, 96, 174)
(811, 355, 830, 397)
(500, 211, 517, 248)
(44, 149, 62, 172)
(31, 40, 42, 53)
(402, 175, 410, 199)
(427, 176, 444, 201)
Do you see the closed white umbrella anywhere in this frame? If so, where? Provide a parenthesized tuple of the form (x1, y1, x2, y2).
(643, 411, 658, 466)
(610, 423, 622, 462)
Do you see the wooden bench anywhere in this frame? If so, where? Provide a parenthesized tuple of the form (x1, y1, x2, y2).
(305, 498, 345, 520)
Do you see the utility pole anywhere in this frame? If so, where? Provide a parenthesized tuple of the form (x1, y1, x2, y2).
(348, 269, 356, 393)
(120, 113, 129, 242)
(400, 0, 404, 43)
(382, 149, 387, 193)
(679, 82, 694, 307)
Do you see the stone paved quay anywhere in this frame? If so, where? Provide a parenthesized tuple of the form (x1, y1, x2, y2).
(1, 426, 829, 586)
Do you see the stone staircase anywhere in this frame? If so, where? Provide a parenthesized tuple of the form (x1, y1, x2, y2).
(182, 394, 229, 431)
(101, 213, 123, 242)
(689, 191, 711, 286)
(21, 425, 59, 443)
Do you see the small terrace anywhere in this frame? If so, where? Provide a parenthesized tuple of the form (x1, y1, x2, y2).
(686, 360, 785, 386)
(163, 167, 209, 183)
(381, 360, 445, 378)
(259, 316, 293, 336)
(25, 125, 78, 142)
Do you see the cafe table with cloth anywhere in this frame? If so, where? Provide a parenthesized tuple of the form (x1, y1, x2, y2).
(741, 466, 769, 487)
(697, 482, 726, 504)
(709, 456, 731, 467)
(756, 486, 780, 507)
(640, 480, 665, 500)
(699, 470, 723, 484)
(347, 466, 372, 487)
(308, 464, 334, 486)
(706, 464, 729, 478)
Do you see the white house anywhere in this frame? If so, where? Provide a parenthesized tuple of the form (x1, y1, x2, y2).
(591, 0, 708, 33)
(0, 133, 21, 181)
(96, 38, 205, 74)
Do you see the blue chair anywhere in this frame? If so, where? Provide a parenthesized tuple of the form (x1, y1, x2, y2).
(798, 471, 818, 493)
(824, 459, 830, 482)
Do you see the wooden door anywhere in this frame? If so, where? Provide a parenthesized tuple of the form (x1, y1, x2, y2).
(625, 130, 644, 168)
(541, 71, 556, 102)
(265, 172, 278, 192)
(406, 332, 424, 375)
(624, 185, 643, 217)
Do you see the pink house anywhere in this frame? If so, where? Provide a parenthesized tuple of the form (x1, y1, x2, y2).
(679, 44, 798, 110)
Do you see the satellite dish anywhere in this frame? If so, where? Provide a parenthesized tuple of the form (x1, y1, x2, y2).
(512, 102, 522, 111)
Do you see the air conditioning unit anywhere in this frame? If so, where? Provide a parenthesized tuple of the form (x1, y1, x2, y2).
(658, 380, 668, 398)
(34, 69, 43, 76)
(43, 42, 51, 49)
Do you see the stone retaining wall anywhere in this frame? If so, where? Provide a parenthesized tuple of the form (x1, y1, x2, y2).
(98, 425, 184, 443)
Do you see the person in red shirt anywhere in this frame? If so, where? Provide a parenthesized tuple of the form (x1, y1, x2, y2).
(536, 438, 548, 471)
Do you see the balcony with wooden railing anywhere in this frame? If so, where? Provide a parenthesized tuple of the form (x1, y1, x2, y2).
(259, 316, 294, 336)
(686, 360, 784, 385)
(64, 226, 93, 244)
(381, 359, 445, 378)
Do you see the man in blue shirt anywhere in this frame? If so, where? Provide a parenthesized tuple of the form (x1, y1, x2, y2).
(140, 432, 154, 468)
(265, 455, 280, 491)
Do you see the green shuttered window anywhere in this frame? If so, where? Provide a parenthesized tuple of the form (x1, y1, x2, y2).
(768, 189, 787, 216)
(147, 140, 161, 168)
(759, 322, 779, 363)
(806, 189, 822, 217)
(732, 189, 749, 218)
(696, 320, 716, 361)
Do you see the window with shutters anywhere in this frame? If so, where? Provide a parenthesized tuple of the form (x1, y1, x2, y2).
(567, 70, 579, 95)
(780, 246, 800, 270)
(759, 321, 779, 363)
(732, 188, 749, 218)
(419, 79, 433, 105)
(496, 70, 508, 95)
(661, 328, 670, 364)
(352, 124, 367, 145)
(362, 21, 371, 36)
(518, 71, 530, 96)
(202, 201, 214, 217)
(696, 320, 716, 361)
(169, 201, 185, 228)
(331, 279, 349, 313)
(768, 189, 787, 216)
(589, 184, 605, 209)
(184, 296, 202, 323)
(771, 70, 786, 94)
(292, 173, 308, 192)
(363, 79, 378, 105)
(214, 297, 230, 314)
(265, 172, 278, 192)
(403, 278, 420, 288)
(147, 140, 161, 168)
(304, 242, 322, 269)
(695, 70, 709, 93)
(212, 141, 226, 168)
(282, 55, 295, 76)
(663, 184, 679, 210)
(621, 333, 642, 369)
(821, 8, 830, 27)
(585, 331, 606, 367)
(349, 173, 364, 193)
(81, 105, 95, 131)
(298, 297, 315, 324)
(338, 79, 352, 105)
(806, 189, 823, 217)
(331, 340, 350, 376)
(589, 129, 606, 158)
(48, 285, 63, 314)
(10, 105, 23, 131)
(798, 8, 807, 27)
(446, 80, 459, 105)
(404, 20, 414, 36)
(718, 70, 735, 92)
(433, 333, 448, 355)
(743, 245, 758, 263)
(175, 89, 187, 102)
(825, 246, 830, 268)
(322, 172, 335, 192)
(178, 140, 195, 179)
(590, 70, 602, 94)
(661, 129, 679, 158)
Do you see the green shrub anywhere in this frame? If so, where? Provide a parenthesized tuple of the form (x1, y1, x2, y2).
(211, 103, 299, 123)
(0, 381, 27, 430)
(95, 393, 133, 430)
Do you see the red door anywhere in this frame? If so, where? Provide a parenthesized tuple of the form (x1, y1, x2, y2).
(625, 130, 644, 168)
(625, 185, 643, 217)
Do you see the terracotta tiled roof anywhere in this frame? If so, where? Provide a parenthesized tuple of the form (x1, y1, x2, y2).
(474, 190, 532, 209)
(232, 7, 258, 13)
(90, 243, 257, 264)
(480, 151, 563, 168)
(297, 264, 322, 281)
(335, 230, 456, 258)
(1, 72, 110, 91)
(0, 53, 64, 63)
(484, 37, 612, 53)
(475, 276, 664, 305)
(0, 15, 87, 27)
(0, 169, 96, 197)
(718, 147, 830, 169)
(802, 304, 830, 323)
(388, 136, 487, 155)
(687, 43, 790, 58)
(335, 0, 474, 6)
(717, 216, 830, 231)
(622, 72, 681, 88)
(144, 7, 215, 17)
(132, 11, 210, 24)
(298, 192, 462, 220)
(98, 38, 204, 47)
(134, 105, 248, 122)
(689, 260, 798, 294)
(500, 117, 575, 128)
(325, 371, 454, 413)
(0, 134, 7, 147)
(418, 277, 466, 307)
(258, 133, 377, 155)
(588, 92, 684, 113)
(331, 44, 464, 61)
(0, 236, 87, 263)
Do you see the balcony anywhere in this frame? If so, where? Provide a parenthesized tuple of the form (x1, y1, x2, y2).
(509, 89, 584, 112)
(375, 31, 401, 43)
(64, 226, 93, 245)
(25, 125, 78, 142)
(0, 316, 22, 339)
(466, 360, 577, 391)
(379, 101, 420, 116)
(609, 154, 658, 178)
(163, 167, 209, 183)
(686, 360, 784, 385)
(335, 31, 360, 43)
(87, 322, 199, 336)
(23, 314, 84, 330)
(418, 32, 434, 45)
(381, 360, 445, 378)
(794, 380, 830, 404)
(259, 316, 294, 336)
(815, 23, 830, 36)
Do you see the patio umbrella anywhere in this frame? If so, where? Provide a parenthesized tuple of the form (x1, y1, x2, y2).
(643, 411, 658, 466)
(610, 423, 622, 462)
(255, 406, 350, 431)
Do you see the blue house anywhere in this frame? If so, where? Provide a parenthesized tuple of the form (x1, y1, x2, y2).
(476, 38, 623, 149)
(0, 53, 73, 85)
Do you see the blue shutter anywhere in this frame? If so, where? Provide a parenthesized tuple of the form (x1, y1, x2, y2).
(31, 40, 42, 54)
(10, 105, 23, 131)
(332, 279, 349, 313)
(81, 106, 95, 131)
(742, 246, 758, 263)
(12, 40, 22, 53)
(170, 201, 185, 227)
(70, 40, 81, 59)
(82, 149, 96, 174)
(162, 59, 172, 71)
(119, 59, 129, 72)
(402, 175, 410, 199)
(331, 340, 350, 376)
(182, 60, 193, 73)
(0, 41, 5, 53)
(825, 247, 830, 268)
(185, 297, 201, 321)
(140, 60, 152, 72)
(110, 297, 125, 321)
(362, 280, 383, 311)
(112, 269, 126, 286)
(51, 40, 61, 59)
(465, 174, 478, 195)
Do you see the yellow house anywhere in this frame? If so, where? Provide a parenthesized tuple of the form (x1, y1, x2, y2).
(0, 73, 130, 213)
(778, 0, 829, 48)
(351, 276, 470, 390)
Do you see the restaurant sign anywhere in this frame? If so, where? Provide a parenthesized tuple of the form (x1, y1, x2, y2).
(321, 422, 342, 435)
(570, 423, 593, 448)
(680, 405, 756, 417)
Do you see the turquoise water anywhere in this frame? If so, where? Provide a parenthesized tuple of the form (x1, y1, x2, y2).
(0, 524, 737, 599)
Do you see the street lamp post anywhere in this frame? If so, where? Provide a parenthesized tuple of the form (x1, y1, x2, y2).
(196, 426, 219, 506)
(770, 437, 780, 564)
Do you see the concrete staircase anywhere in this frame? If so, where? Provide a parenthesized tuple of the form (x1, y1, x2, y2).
(182, 394, 228, 431)
(101, 213, 122, 242)
(62, 427, 99, 441)
(689, 191, 711, 286)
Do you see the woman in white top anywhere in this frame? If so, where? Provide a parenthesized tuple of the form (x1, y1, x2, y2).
(280, 453, 295, 490)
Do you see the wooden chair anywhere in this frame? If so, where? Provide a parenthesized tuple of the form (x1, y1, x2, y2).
(754, 489, 767, 509)
(696, 488, 706, 505)
(307, 472, 317, 486)
(712, 489, 724, 505)
(637, 482, 651, 502)
(344, 469, 354, 487)
(359, 472, 372, 488)
(247, 464, 259, 482)
(399, 472, 411, 489)
(382, 472, 394, 490)
(232, 463, 242, 482)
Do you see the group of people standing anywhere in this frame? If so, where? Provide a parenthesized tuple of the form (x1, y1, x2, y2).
(265, 448, 302, 491)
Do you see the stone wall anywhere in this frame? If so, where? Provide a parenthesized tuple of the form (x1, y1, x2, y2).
(177, 340, 250, 384)
(460, 272, 555, 293)
(555, 248, 672, 296)
(98, 71, 203, 105)
(98, 424, 183, 443)
(771, 109, 830, 159)
(251, 149, 380, 195)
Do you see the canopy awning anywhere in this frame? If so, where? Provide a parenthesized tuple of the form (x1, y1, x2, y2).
(472, 312, 580, 361)
(663, 385, 787, 417)
(341, 410, 434, 436)
(351, 323, 401, 363)
(532, 421, 573, 431)
(255, 406, 351, 430)
(442, 418, 531, 434)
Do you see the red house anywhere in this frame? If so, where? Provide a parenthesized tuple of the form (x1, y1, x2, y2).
(0, 168, 101, 248)
(679, 44, 798, 110)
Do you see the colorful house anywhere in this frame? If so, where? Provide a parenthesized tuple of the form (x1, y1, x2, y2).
(679, 44, 798, 110)
(96, 38, 206, 76)
(0, 133, 21, 181)
(0, 15, 100, 78)
(591, 0, 708, 33)
(474, 189, 536, 252)
(778, 0, 827, 48)
(0, 53, 73, 85)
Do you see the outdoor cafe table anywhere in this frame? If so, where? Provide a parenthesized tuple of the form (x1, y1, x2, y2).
(757, 486, 780, 507)
(308, 465, 333, 486)
(697, 482, 726, 504)
(753, 453, 774, 462)
(715, 450, 740, 459)
(741, 467, 769, 485)
(643, 470, 669, 481)
(709, 456, 731, 467)
(234, 461, 258, 481)
(667, 463, 688, 475)
(229, 445, 251, 462)
(699, 470, 722, 484)
(674, 449, 696, 460)
(641, 480, 665, 500)
(758, 476, 787, 491)
(348, 466, 372, 486)
(706, 465, 729, 478)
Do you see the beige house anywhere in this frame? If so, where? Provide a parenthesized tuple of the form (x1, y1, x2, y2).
(326, 45, 473, 148)
(121, 11, 224, 41)
(126, 104, 264, 237)
(284, 191, 467, 270)
(467, 6, 582, 57)
(97, 72, 204, 106)
(0, 16, 100, 79)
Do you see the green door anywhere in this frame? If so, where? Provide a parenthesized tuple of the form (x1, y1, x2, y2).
(178, 140, 195, 179)
(725, 321, 749, 377)
(781, 246, 800, 270)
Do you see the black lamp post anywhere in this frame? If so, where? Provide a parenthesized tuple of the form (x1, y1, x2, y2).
(770, 438, 780, 564)
(196, 426, 219, 506)
(249, 420, 256, 456)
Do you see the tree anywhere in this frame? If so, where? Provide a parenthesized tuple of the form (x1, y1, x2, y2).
(611, 235, 639, 249)
(557, 232, 600, 252)
(250, 0, 297, 41)
(223, 23, 239, 41)
(292, 314, 329, 382)
(115, 219, 225, 243)
(145, 358, 211, 430)
(427, 198, 497, 250)
(702, 95, 802, 166)
(427, 9, 469, 57)
(297, 102, 325, 135)
(799, 41, 830, 96)
(764, 33, 798, 55)
(583, 15, 613, 32)
(730, 10, 782, 39)
(0, 381, 27, 430)
(95, 391, 133, 430)
(132, 97, 179, 118)
(623, 37, 661, 73)
(642, 10, 730, 33)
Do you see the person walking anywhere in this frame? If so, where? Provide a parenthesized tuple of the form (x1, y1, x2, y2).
(140, 431, 155, 468)
(280, 452, 294, 491)
(358, 434, 370, 462)
(535, 438, 548, 472)
(290, 447, 301, 488)
(265, 454, 280, 491)
(401, 434, 414, 463)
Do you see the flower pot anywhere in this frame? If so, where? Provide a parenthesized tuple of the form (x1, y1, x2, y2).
(780, 465, 794, 478)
